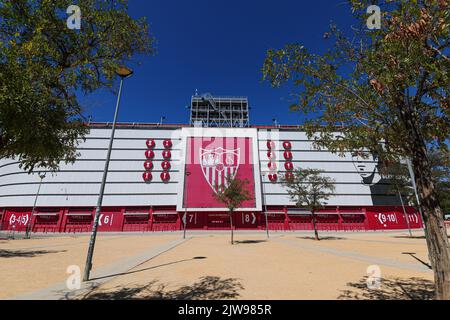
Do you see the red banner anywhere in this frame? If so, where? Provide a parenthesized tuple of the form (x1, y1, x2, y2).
(365, 207, 423, 230)
(183, 137, 256, 208)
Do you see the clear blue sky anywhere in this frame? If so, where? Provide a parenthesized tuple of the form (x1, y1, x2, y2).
(81, 0, 357, 126)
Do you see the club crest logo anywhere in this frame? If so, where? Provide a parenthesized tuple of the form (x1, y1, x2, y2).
(200, 147, 240, 193)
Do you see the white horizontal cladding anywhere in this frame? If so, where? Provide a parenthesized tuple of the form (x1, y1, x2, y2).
(56, 160, 181, 172)
(0, 194, 177, 207)
(88, 128, 181, 140)
(260, 161, 377, 173)
(258, 130, 312, 141)
(258, 140, 325, 151)
(0, 161, 28, 176)
(264, 194, 377, 206)
(74, 149, 181, 161)
(261, 172, 377, 184)
(0, 158, 182, 177)
(263, 182, 378, 195)
(0, 158, 18, 168)
(80, 137, 182, 150)
(260, 151, 360, 162)
(0, 181, 178, 197)
(0, 171, 183, 185)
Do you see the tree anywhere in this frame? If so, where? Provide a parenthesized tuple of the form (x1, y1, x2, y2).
(0, 0, 154, 171)
(281, 169, 335, 241)
(378, 160, 416, 237)
(214, 175, 253, 244)
(379, 148, 449, 213)
(429, 148, 450, 215)
(262, 0, 449, 299)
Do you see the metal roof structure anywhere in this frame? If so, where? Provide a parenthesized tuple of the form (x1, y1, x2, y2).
(189, 93, 250, 128)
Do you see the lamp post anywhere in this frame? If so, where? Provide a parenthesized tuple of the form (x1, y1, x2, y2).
(405, 158, 425, 227)
(183, 171, 191, 239)
(261, 172, 270, 239)
(397, 186, 412, 237)
(83, 66, 133, 282)
(25, 171, 46, 239)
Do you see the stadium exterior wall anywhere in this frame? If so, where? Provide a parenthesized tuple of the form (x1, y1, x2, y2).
(0, 124, 423, 233)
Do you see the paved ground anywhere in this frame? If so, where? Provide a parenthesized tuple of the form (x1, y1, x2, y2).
(0, 230, 438, 300)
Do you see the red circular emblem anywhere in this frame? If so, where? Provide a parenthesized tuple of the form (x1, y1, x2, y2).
(145, 150, 155, 159)
(267, 140, 275, 150)
(268, 161, 277, 170)
(161, 160, 171, 170)
(160, 171, 170, 181)
(268, 173, 278, 182)
(284, 161, 294, 171)
(144, 160, 153, 171)
(142, 172, 152, 182)
(285, 172, 294, 181)
(146, 139, 155, 149)
(283, 141, 292, 150)
(162, 150, 171, 159)
(163, 139, 172, 149)
(267, 151, 276, 159)
(283, 151, 293, 160)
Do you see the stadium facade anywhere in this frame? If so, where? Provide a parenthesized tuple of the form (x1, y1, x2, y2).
(0, 95, 423, 233)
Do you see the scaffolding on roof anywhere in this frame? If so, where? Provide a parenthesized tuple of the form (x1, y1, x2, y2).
(189, 93, 250, 128)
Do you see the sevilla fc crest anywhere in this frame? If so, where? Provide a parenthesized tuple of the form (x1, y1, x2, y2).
(200, 147, 240, 193)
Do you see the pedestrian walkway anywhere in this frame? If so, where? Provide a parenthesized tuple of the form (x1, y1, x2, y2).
(273, 238, 432, 272)
(10, 237, 189, 300)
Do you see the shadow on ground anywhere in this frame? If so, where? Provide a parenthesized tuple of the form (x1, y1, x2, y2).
(89, 257, 208, 281)
(402, 252, 432, 269)
(393, 235, 449, 240)
(0, 249, 66, 258)
(338, 276, 435, 300)
(79, 276, 244, 300)
(297, 236, 346, 241)
(234, 240, 267, 244)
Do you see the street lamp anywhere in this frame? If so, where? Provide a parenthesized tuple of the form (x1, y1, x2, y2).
(261, 172, 270, 239)
(25, 171, 46, 239)
(397, 186, 412, 237)
(83, 66, 133, 282)
(406, 158, 425, 227)
(183, 171, 191, 239)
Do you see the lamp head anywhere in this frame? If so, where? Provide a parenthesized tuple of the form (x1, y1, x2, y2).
(116, 66, 133, 78)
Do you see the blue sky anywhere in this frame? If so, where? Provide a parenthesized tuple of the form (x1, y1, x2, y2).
(81, 0, 357, 126)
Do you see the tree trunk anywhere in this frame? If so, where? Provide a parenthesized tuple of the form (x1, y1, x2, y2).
(412, 148, 450, 300)
(229, 210, 234, 245)
(311, 210, 320, 241)
(396, 100, 450, 299)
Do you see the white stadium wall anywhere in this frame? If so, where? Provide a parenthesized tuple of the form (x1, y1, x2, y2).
(0, 127, 182, 207)
(0, 126, 396, 207)
(0, 124, 423, 232)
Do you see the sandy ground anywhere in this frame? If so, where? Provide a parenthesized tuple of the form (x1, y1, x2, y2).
(0, 230, 437, 300)
(0, 233, 181, 299)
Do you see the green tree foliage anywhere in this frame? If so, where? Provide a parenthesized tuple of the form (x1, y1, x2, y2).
(262, 0, 449, 299)
(0, 0, 154, 171)
(214, 175, 253, 244)
(379, 148, 449, 214)
(281, 169, 335, 240)
(429, 148, 450, 215)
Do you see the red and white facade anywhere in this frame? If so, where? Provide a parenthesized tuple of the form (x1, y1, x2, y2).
(0, 123, 423, 233)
